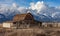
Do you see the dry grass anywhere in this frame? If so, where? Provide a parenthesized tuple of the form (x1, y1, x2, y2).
(0, 28, 60, 36)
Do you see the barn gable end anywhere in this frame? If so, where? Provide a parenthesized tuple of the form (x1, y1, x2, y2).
(13, 13, 34, 22)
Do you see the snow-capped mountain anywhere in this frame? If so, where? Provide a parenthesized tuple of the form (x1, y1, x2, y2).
(0, 1, 60, 22)
(0, 14, 6, 22)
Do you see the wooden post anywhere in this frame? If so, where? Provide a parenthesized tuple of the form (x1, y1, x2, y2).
(16, 21, 19, 29)
(57, 23, 58, 28)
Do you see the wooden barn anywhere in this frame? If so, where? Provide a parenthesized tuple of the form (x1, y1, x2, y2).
(13, 13, 42, 29)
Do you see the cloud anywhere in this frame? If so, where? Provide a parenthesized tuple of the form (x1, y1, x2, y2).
(0, 0, 15, 5)
(12, 3, 18, 8)
(29, 1, 60, 15)
(29, 1, 48, 13)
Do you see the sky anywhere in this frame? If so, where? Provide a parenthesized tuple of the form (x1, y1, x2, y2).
(0, 0, 60, 7)
(0, 0, 60, 22)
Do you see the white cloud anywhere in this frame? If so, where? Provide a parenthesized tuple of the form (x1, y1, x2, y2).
(29, 2, 35, 10)
(29, 1, 48, 13)
(12, 3, 18, 8)
(0, 0, 14, 4)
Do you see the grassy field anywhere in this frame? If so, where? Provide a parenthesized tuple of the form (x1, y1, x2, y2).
(0, 28, 60, 36)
